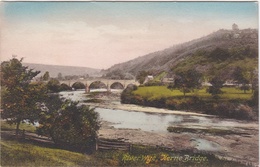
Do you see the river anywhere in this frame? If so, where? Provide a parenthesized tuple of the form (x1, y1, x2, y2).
(59, 90, 258, 133)
(59, 90, 259, 165)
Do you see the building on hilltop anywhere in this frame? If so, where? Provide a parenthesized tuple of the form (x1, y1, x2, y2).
(232, 23, 239, 31)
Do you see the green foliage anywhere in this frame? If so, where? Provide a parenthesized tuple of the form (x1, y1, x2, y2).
(214, 103, 255, 120)
(232, 66, 250, 93)
(250, 89, 259, 106)
(1, 140, 101, 166)
(1, 139, 248, 167)
(136, 71, 149, 84)
(47, 79, 60, 92)
(154, 71, 167, 81)
(207, 75, 225, 97)
(209, 47, 229, 62)
(125, 86, 256, 120)
(121, 84, 138, 104)
(173, 46, 258, 81)
(1, 58, 47, 134)
(71, 82, 85, 90)
(169, 69, 202, 97)
(105, 70, 125, 79)
(37, 96, 100, 152)
(1, 120, 36, 133)
(144, 80, 164, 86)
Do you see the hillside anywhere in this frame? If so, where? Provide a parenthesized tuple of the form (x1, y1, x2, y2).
(104, 28, 258, 76)
(23, 63, 101, 78)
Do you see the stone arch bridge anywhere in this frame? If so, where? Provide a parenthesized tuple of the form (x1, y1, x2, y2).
(60, 79, 139, 93)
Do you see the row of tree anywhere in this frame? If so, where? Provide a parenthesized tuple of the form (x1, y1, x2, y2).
(1, 58, 100, 152)
(39, 71, 90, 81)
(136, 66, 258, 98)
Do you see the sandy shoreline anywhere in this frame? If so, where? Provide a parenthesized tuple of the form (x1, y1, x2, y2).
(87, 102, 214, 117)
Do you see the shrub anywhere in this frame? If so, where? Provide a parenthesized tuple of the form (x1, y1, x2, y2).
(250, 89, 259, 106)
(37, 99, 100, 152)
(144, 80, 164, 86)
(47, 79, 60, 92)
(235, 105, 255, 120)
(121, 85, 138, 104)
(215, 102, 255, 120)
(215, 102, 236, 118)
(165, 99, 177, 110)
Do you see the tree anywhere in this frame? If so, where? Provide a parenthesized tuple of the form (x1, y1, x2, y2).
(1, 58, 47, 136)
(47, 79, 60, 92)
(136, 71, 148, 84)
(209, 47, 230, 62)
(168, 69, 202, 97)
(37, 97, 100, 152)
(57, 72, 63, 80)
(233, 67, 250, 93)
(207, 76, 225, 98)
(42, 71, 50, 81)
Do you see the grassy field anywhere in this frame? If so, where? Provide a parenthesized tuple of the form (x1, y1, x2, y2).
(1, 120, 36, 133)
(1, 139, 100, 166)
(2, 138, 250, 167)
(133, 86, 253, 100)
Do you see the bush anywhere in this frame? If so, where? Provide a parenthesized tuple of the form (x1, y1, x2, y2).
(47, 79, 60, 92)
(121, 85, 138, 104)
(215, 102, 255, 120)
(144, 80, 164, 86)
(250, 89, 259, 106)
(235, 105, 255, 120)
(37, 99, 100, 152)
(215, 102, 236, 118)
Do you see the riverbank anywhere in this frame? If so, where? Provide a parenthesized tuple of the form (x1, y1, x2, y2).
(83, 91, 259, 166)
(2, 120, 250, 167)
(84, 91, 212, 117)
(99, 121, 258, 166)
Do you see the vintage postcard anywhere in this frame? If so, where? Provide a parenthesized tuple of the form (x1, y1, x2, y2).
(1, 1, 258, 166)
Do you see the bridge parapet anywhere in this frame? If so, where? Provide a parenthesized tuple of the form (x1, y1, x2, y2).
(60, 79, 139, 92)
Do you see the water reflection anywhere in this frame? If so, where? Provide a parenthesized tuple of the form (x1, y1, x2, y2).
(96, 108, 186, 132)
(59, 91, 256, 133)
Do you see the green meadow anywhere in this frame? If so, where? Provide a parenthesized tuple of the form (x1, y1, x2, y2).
(133, 86, 252, 101)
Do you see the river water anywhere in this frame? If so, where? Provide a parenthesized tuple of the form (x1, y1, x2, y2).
(59, 90, 258, 133)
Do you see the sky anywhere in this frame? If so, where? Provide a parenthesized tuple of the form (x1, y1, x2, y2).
(0, 2, 258, 69)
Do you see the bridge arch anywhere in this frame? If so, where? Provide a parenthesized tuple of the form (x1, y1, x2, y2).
(89, 81, 107, 89)
(110, 82, 124, 89)
(71, 82, 85, 90)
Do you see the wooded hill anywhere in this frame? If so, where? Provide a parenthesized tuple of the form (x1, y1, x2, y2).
(103, 28, 258, 78)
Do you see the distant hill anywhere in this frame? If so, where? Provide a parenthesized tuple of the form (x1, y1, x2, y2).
(104, 28, 258, 77)
(23, 63, 101, 78)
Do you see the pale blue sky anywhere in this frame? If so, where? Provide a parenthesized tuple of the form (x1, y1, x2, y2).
(1, 2, 258, 69)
